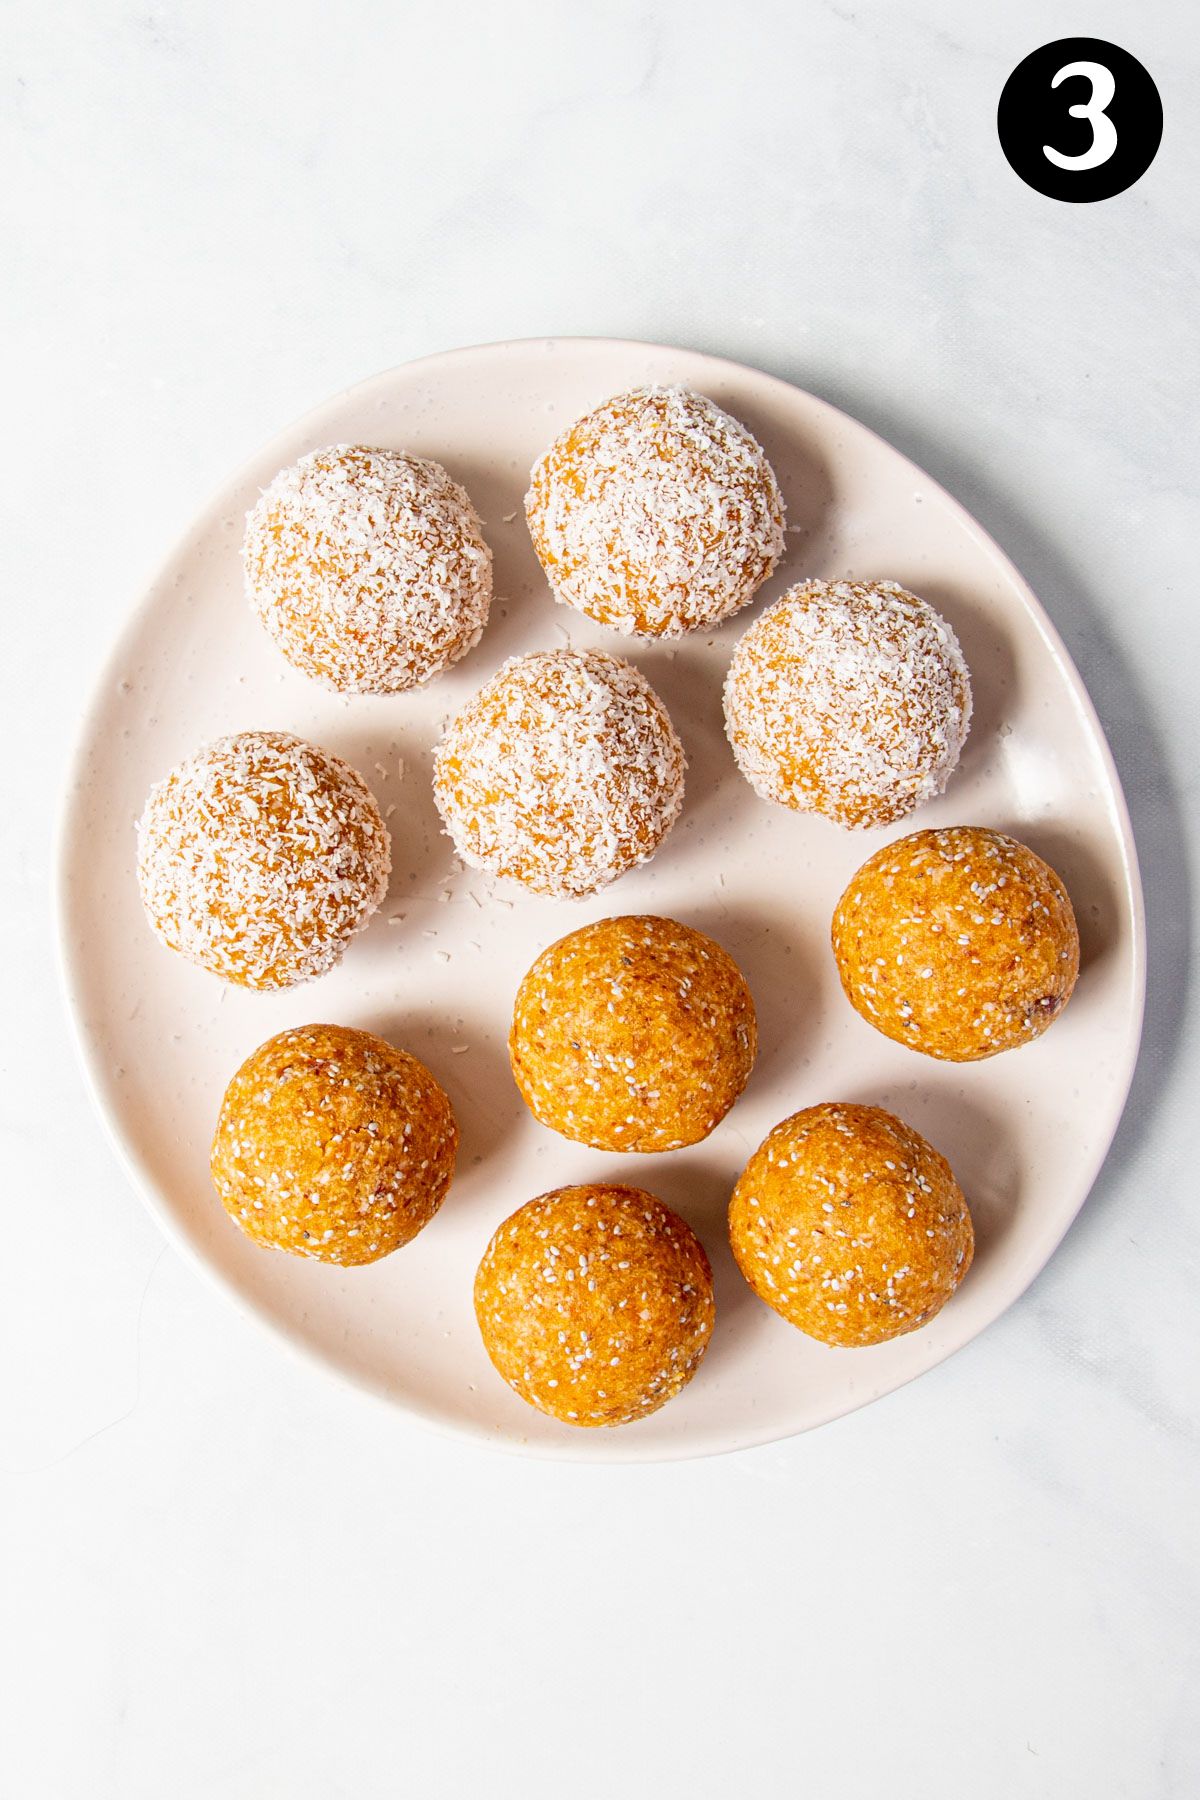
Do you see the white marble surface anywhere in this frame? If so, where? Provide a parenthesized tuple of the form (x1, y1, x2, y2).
(2, 2, 1196, 1793)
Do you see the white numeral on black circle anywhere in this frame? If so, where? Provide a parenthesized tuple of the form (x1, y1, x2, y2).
(1043, 60, 1118, 170)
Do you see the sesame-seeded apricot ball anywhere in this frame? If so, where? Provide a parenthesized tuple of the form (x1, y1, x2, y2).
(526, 386, 785, 637)
(724, 579, 971, 829)
(832, 826, 1080, 1061)
(510, 915, 756, 1152)
(136, 730, 390, 991)
(242, 445, 492, 693)
(432, 648, 685, 898)
(474, 1184, 715, 1426)
(729, 1102, 973, 1347)
(211, 1025, 457, 1264)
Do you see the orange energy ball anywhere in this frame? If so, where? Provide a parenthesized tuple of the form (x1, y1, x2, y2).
(136, 730, 390, 991)
(724, 579, 972, 829)
(474, 1183, 715, 1426)
(211, 1024, 458, 1265)
(242, 444, 492, 693)
(509, 915, 756, 1152)
(525, 385, 785, 637)
(432, 648, 685, 898)
(832, 826, 1080, 1061)
(729, 1102, 973, 1347)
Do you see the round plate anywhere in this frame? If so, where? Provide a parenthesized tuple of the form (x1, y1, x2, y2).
(56, 339, 1145, 1462)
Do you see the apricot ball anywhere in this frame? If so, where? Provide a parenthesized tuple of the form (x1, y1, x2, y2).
(510, 915, 756, 1151)
(724, 578, 971, 829)
(474, 1183, 714, 1426)
(832, 826, 1080, 1060)
(211, 1024, 458, 1265)
(729, 1102, 973, 1346)
(136, 730, 390, 991)
(432, 648, 685, 898)
(243, 444, 492, 693)
(526, 385, 785, 637)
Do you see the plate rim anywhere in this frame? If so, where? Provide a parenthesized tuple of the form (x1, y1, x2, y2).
(53, 335, 1148, 1462)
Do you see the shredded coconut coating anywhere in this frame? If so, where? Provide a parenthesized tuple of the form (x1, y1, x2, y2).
(729, 1102, 973, 1347)
(242, 444, 493, 694)
(136, 730, 391, 991)
(510, 914, 756, 1152)
(211, 1024, 458, 1265)
(432, 648, 686, 899)
(525, 385, 785, 637)
(724, 578, 972, 829)
(474, 1183, 715, 1426)
(831, 826, 1080, 1061)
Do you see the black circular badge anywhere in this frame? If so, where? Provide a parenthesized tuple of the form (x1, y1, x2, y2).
(997, 38, 1162, 202)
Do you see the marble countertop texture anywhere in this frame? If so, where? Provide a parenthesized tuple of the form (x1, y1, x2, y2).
(2, 1, 1196, 1795)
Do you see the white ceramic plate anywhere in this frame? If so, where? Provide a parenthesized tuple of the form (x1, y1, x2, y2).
(57, 339, 1145, 1462)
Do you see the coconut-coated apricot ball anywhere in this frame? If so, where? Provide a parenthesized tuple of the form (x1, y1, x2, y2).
(729, 1102, 973, 1347)
(242, 444, 492, 693)
(211, 1024, 458, 1265)
(526, 385, 785, 637)
(474, 1183, 715, 1426)
(136, 730, 390, 990)
(432, 648, 685, 898)
(509, 915, 756, 1152)
(832, 826, 1080, 1060)
(724, 578, 971, 829)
